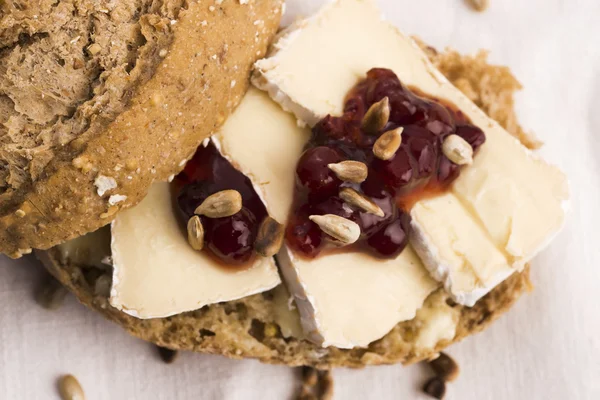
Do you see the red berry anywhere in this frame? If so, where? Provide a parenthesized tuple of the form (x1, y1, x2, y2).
(296, 147, 342, 201)
(206, 208, 257, 265)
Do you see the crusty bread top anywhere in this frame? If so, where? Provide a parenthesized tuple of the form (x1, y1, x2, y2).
(0, 0, 283, 257)
(40, 44, 536, 368)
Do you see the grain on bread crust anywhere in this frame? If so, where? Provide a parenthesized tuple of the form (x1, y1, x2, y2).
(0, 0, 284, 258)
(39, 45, 535, 368)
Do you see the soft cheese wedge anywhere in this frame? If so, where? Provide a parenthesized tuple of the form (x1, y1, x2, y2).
(253, 0, 569, 306)
(110, 183, 281, 319)
(211, 87, 439, 348)
(278, 245, 437, 348)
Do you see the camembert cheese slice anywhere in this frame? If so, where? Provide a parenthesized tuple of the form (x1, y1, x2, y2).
(252, 0, 569, 306)
(110, 183, 280, 318)
(211, 87, 439, 348)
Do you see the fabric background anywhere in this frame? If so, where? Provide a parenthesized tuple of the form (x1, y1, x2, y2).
(1, 0, 599, 398)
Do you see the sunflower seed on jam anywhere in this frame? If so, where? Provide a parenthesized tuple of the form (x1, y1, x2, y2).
(339, 188, 384, 217)
(428, 352, 460, 382)
(194, 189, 242, 218)
(309, 214, 361, 245)
(254, 216, 285, 257)
(423, 377, 446, 399)
(442, 134, 473, 165)
(373, 127, 403, 160)
(58, 374, 85, 400)
(361, 96, 390, 134)
(327, 161, 368, 183)
(187, 215, 205, 250)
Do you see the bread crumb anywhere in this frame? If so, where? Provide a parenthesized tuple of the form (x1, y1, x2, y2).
(108, 194, 128, 205)
(87, 43, 102, 55)
(95, 175, 117, 196)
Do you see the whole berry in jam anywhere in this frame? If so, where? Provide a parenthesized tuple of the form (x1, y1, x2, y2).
(366, 214, 411, 258)
(296, 146, 343, 201)
(372, 146, 415, 191)
(286, 207, 323, 258)
(206, 208, 257, 265)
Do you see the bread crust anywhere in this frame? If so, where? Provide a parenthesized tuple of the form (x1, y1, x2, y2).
(38, 45, 536, 368)
(0, 0, 284, 258)
(38, 247, 530, 368)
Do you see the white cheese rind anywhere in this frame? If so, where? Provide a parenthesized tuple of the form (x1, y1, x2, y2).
(110, 184, 280, 319)
(410, 194, 515, 306)
(277, 245, 438, 348)
(212, 88, 310, 223)
(253, 0, 569, 306)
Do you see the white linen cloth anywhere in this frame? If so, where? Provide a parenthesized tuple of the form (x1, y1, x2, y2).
(1, 0, 599, 398)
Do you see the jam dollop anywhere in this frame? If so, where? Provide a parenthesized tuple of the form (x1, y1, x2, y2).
(287, 68, 486, 259)
(173, 143, 267, 266)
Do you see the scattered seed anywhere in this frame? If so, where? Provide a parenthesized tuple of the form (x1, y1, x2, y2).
(14, 209, 26, 218)
(309, 214, 361, 245)
(423, 377, 446, 399)
(157, 346, 178, 364)
(187, 216, 205, 250)
(194, 190, 242, 218)
(302, 366, 319, 387)
(373, 127, 403, 160)
(298, 367, 334, 400)
(254, 216, 285, 257)
(428, 352, 460, 382)
(466, 0, 490, 12)
(442, 134, 473, 165)
(35, 277, 68, 310)
(361, 97, 390, 134)
(339, 188, 384, 217)
(319, 370, 334, 400)
(58, 374, 85, 400)
(327, 161, 368, 183)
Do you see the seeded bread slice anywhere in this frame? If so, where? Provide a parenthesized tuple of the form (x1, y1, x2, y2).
(38, 45, 535, 368)
(0, 0, 283, 258)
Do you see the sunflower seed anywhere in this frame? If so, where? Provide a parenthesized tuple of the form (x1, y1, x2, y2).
(187, 216, 205, 250)
(339, 188, 384, 217)
(423, 376, 446, 399)
(442, 134, 473, 165)
(373, 127, 403, 160)
(327, 161, 368, 183)
(58, 374, 85, 400)
(254, 216, 285, 257)
(194, 190, 242, 218)
(309, 214, 360, 244)
(466, 0, 489, 12)
(157, 346, 178, 364)
(35, 277, 68, 310)
(428, 352, 460, 382)
(361, 97, 390, 134)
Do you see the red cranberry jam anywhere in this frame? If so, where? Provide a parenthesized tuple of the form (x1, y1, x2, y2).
(173, 143, 267, 266)
(287, 68, 486, 259)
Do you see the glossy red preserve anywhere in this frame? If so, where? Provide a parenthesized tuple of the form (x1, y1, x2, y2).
(173, 143, 267, 266)
(286, 68, 486, 259)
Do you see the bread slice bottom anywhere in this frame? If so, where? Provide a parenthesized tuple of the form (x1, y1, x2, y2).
(38, 43, 534, 368)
